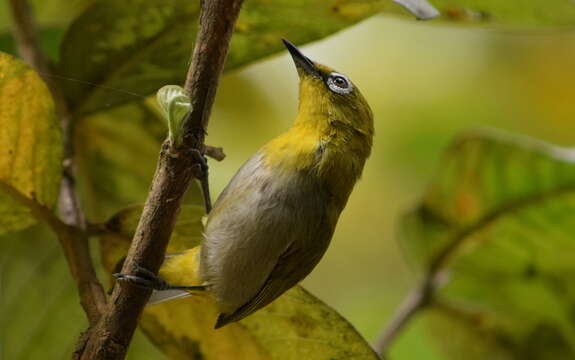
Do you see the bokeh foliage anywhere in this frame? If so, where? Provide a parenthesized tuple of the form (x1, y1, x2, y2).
(2, 0, 575, 359)
(401, 130, 575, 358)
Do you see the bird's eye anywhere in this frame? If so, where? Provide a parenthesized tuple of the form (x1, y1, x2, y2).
(333, 76, 347, 87)
(327, 73, 353, 94)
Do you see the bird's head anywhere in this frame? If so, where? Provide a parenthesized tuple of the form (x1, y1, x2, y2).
(282, 39, 373, 136)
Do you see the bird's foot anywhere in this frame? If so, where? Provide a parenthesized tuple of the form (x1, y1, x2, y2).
(114, 264, 205, 292)
(190, 148, 209, 179)
(190, 148, 213, 213)
(114, 264, 170, 290)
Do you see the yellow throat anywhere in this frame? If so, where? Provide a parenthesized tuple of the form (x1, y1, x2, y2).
(263, 41, 374, 204)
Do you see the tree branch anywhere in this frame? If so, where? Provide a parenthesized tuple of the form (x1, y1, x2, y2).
(8, 0, 106, 324)
(0, 181, 70, 236)
(76, 1, 244, 358)
(373, 184, 575, 356)
(373, 282, 432, 353)
(8, 0, 66, 118)
(205, 144, 226, 161)
(8, 0, 50, 79)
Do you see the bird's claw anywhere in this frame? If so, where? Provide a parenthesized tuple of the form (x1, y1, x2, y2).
(190, 148, 213, 213)
(190, 148, 209, 179)
(114, 264, 170, 290)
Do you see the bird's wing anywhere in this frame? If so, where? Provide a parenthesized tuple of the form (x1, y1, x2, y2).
(214, 241, 325, 328)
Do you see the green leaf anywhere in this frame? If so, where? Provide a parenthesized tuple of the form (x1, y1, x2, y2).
(58, 0, 413, 114)
(55, 0, 575, 115)
(30, 0, 97, 27)
(100, 205, 379, 360)
(241, 286, 380, 360)
(400, 129, 575, 359)
(0, 0, 94, 32)
(140, 281, 380, 360)
(0, 52, 62, 234)
(0, 0, 94, 60)
(156, 85, 191, 148)
(0, 226, 86, 359)
(0, 225, 162, 360)
(0, 27, 66, 62)
(430, 0, 575, 26)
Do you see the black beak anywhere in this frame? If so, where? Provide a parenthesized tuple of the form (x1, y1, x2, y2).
(282, 39, 320, 78)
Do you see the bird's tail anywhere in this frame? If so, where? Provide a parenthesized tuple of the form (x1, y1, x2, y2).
(147, 247, 204, 306)
(148, 288, 195, 305)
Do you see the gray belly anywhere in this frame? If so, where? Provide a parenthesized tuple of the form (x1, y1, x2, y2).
(199, 152, 338, 311)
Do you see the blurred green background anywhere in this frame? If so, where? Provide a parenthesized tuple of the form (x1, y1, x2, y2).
(2, 2, 575, 359)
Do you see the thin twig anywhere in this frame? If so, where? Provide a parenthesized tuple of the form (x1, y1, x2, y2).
(0, 181, 70, 236)
(76, 1, 244, 359)
(205, 145, 226, 161)
(8, 0, 66, 118)
(8, 0, 50, 77)
(373, 282, 432, 353)
(8, 0, 106, 324)
(373, 184, 575, 356)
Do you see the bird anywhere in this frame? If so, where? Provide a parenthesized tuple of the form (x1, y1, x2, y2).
(115, 39, 374, 329)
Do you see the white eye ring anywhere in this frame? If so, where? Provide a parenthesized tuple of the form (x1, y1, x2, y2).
(327, 72, 353, 94)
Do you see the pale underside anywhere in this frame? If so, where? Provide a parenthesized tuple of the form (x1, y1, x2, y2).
(199, 151, 341, 327)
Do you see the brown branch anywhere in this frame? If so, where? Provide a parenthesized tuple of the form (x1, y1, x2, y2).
(8, 0, 51, 79)
(373, 282, 432, 354)
(0, 181, 69, 236)
(8, 0, 66, 118)
(373, 184, 575, 356)
(8, 0, 106, 324)
(76, 1, 244, 359)
(205, 144, 226, 161)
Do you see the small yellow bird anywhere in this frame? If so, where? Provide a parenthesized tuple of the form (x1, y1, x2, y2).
(116, 39, 374, 329)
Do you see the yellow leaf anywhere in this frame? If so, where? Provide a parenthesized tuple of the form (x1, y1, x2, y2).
(101, 205, 379, 359)
(0, 52, 62, 234)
